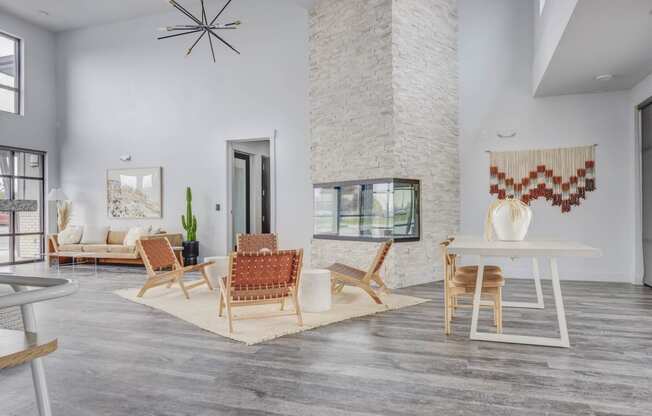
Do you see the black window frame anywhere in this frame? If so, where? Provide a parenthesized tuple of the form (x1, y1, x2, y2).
(0, 145, 46, 265)
(0, 30, 21, 115)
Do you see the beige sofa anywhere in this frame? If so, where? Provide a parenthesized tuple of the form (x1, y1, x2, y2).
(47, 230, 184, 266)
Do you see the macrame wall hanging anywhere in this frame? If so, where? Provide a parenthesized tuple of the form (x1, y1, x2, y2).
(488, 145, 596, 213)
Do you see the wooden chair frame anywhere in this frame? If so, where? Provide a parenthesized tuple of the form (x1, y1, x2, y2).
(327, 240, 393, 305)
(441, 239, 503, 335)
(218, 249, 304, 334)
(136, 238, 214, 299)
(236, 233, 278, 253)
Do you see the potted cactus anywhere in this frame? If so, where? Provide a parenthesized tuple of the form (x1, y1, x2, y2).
(181, 187, 199, 265)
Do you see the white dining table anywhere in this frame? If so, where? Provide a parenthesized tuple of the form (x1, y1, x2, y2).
(447, 236, 601, 348)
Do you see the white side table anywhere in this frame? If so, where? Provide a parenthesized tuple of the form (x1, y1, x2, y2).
(300, 269, 332, 313)
(204, 256, 230, 288)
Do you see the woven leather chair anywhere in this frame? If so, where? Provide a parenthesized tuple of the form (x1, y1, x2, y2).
(218, 249, 303, 334)
(136, 238, 214, 299)
(236, 233, 278, 253)
(441, 239, 504, 335)
(327, 240, 392, 305)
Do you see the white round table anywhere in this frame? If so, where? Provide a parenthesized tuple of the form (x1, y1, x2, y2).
(204, 256, 229, 288)
(300, 269, 332, 313)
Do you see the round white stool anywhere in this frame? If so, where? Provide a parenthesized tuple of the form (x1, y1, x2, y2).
(204, 256, 229, 288)
(300, 269, 332, 313)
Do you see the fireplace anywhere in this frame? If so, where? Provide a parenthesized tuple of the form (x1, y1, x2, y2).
(313, 178, 420, 242)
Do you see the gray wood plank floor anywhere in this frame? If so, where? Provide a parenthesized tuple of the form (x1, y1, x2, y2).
(1, 262, 652, 416)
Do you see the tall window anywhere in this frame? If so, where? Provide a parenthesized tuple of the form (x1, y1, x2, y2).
(0, 147, 45, 265)
(539, 0, 547, 15)
(0, 31, 20, 115)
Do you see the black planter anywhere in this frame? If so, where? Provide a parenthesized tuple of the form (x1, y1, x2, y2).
(182, 240, 199, 266)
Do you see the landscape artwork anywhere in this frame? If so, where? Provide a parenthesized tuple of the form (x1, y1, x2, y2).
(107, 167, 162, 218)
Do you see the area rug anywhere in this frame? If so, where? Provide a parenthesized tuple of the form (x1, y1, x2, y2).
(114, 283, 429, 345)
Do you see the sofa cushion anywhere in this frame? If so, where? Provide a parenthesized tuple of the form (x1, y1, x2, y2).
(103, 252, 139, 259)
(107, 230, 127, 245)
(58, 226, 83, 245)
(108, 245, 136, 254)
(124, 226, 150, 247)
(58, 244, 82, 252)
(81, 244, 110, 253)
(81, 225, 110, 244)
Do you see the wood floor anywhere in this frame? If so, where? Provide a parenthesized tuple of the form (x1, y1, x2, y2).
(1, 262, 652, 416)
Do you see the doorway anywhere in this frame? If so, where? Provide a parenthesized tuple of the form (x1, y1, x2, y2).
(227, 139, 273, 251)
(642, 100, 652, 286)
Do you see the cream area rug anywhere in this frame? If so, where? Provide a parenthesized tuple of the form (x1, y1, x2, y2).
(114, 283, 429, 345)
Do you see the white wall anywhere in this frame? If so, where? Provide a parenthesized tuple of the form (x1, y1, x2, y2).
(631, 73, 652, 284)
(0, 12, 58, 232)
(55, 0, 311, 259)
(459, 0, 635, 282)
(532, 0, 578, 95)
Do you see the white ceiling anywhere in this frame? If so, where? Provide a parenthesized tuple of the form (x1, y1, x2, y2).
(536, 0, 652, 96)
(0, 0, 315, 32)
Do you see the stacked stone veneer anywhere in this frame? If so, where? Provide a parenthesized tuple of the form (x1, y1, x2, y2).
(310, 0, 459, 288)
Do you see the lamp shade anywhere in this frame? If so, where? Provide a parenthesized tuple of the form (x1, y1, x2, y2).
(47, 188, 69, 201)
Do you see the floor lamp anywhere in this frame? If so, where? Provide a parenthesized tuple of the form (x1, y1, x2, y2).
(47, 188, 69, 232)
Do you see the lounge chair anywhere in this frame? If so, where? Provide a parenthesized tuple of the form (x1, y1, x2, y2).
(136, 237, 214, 299)
(327, 240, 393, 305)
(218, 249, 303, 334)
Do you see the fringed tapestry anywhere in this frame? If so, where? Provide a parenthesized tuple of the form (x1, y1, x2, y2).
(489, 145, 596, 213)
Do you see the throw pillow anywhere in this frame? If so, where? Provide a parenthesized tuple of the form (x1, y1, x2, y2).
(80, 225, 110, 244)
(123, 226, 150, 247)
(58, 226, 83, 245)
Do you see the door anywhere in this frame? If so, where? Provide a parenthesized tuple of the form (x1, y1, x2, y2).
(642, 102, 652, 286)
(261, 155, 270, 233)
(232, 152, 250, 250)
(0, 147, 45, 265)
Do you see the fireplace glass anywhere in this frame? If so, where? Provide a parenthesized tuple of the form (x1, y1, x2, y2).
(313, 178, 420, 242)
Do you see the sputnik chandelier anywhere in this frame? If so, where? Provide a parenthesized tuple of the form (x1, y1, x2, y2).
(158, 0, 241, 61)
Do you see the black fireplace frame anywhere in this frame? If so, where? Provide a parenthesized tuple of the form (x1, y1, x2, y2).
(313, 178, 421, 243)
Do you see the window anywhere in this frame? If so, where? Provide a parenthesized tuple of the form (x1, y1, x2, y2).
(0, 31, 20, 115)
(539, 0, 546, 15)
(313, 178, 420, 242)
(0, 146, 45, 265)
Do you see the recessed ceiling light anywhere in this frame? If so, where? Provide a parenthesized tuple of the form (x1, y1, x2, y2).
(595, 74, 614, 81)
(37, 10, 50, 17)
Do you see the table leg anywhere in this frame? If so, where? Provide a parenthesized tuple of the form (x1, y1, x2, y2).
(469, 255, 570, 348)
(469, 256, 485, 337)
(551, 257, 570, 348)
(502, 257, 545, 309)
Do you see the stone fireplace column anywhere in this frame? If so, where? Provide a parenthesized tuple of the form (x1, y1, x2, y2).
(310, 0, 459, 288)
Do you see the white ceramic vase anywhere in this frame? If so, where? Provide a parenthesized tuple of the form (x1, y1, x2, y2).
(491, 200, 532, 241)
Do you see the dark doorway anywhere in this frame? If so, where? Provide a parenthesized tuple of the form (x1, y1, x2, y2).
(233, 152, 251, 250)
(261, 155, 271, 233)
(642, 99, 652, 287)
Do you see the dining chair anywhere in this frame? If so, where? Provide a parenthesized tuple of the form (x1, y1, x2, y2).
(440, 239, 504, 335)
(236, 233, 278, 253)
(218, 249, 303, 334)
(327, 240, 393, 305)
(136, 237, 214, 299)
(1, 274, 78, 416)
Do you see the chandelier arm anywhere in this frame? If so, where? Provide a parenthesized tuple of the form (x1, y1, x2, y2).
(187, 30, 207, 56)
(207, 29, 240, 55)
(206, 29, 217, 62)
(209, 0, 233, 26)
(158, 29, 202, 40)
(201, 0, 208, 25)
(170, 0, 203, 25)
